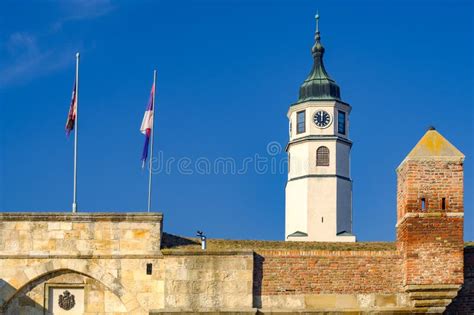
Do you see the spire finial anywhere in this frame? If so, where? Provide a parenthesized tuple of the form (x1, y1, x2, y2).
(312, 11, 323, 54)
(315, 11, 320, 34)
(314, 11, 321, 44)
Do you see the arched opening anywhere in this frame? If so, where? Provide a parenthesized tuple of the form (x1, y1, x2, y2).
(1, 269, 129, 314)
(0, 261, 143, 314)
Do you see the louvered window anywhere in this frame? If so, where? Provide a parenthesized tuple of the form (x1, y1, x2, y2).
(316, 146, 330, 166)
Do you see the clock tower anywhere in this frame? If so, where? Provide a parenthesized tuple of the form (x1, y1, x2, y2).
(285, 14, 356, 242)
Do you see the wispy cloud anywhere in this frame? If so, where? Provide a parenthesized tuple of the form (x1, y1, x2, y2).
(0, 1, 115, 88)
(0, 32, 78, 88)
(5, 32, 39, 56)
(52, 0, 115, 31)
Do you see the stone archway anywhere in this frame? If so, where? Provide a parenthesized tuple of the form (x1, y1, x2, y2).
(0, 259, 144, 314)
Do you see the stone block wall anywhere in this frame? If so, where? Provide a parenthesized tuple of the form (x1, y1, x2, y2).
(5, 271, 127, 314)
(1, 257, 166, 314)
(161, 251, 254, 311)
(0, 212, 162, 256)
(0, 212, 472, 314)
(0, 212, 164, 315)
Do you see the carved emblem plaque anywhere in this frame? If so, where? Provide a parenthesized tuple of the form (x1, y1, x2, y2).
(58, 290, 76, 310)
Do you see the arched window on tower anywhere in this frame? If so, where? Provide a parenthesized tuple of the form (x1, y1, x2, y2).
(316, 146, 330, 166)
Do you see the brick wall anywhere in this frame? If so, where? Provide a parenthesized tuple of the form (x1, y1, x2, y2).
(445, 246, 474, 313)
(397, 215, 464, 285)
(397, 160, 463, 220)
(253, 250, 403, 296)
(396, 156, 464, 287)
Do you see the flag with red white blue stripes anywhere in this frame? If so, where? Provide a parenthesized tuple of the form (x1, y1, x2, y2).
(65, 81, 77, 136)
(140, 83, 155, 167)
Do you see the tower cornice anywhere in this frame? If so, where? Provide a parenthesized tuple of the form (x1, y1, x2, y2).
(287, 99, 351, 118)
(290, 98, 351, 108)
(286, 135, 352, 152)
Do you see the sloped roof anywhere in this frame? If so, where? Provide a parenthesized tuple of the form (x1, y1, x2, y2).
(405, 127, 464, 160)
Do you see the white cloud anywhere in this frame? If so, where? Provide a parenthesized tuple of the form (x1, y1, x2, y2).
(0, 1, 115, 87)
(52, 0, 115, 31)
(0, 33, 77, 88)
(5, 32, 39, 56)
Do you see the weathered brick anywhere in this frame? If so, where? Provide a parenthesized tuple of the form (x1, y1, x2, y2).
(396, 138, 464, 287)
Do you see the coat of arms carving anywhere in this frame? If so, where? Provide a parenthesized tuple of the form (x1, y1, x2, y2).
(58, 290, 75, 310)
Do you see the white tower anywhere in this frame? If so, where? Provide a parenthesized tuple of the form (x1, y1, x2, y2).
(285, 14, 356, 242)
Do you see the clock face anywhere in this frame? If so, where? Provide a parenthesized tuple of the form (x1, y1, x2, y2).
(313, 110, 331, 128)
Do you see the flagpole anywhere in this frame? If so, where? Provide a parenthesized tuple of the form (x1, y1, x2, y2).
(72, 52, 79, 213)
(147, 70, 157, 212)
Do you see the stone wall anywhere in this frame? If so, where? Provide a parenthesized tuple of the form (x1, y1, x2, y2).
(5, 271, 127, 314)
(1, 257, 166, 314)
(160, 251, 254, 311)
(0, 211, 472, 314)
(0, 212, 162, 256)
(0, 212, 164, 315)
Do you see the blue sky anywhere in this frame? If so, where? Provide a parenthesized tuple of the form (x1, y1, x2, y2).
(0, 0, 472, 241)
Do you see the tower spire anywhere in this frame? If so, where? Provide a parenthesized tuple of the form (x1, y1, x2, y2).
(297, 12, 341, 103)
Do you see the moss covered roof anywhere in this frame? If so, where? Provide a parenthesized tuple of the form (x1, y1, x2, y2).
(161, 233, 397, 253)
(161, 233, 474, 254)
(406, 128, 464, 159)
